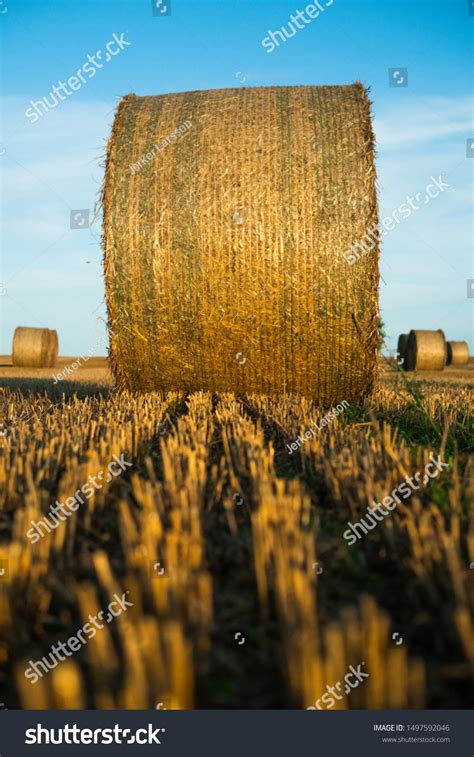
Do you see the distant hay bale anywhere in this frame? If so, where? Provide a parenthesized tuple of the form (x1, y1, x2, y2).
(103, 83, 380, 402)
(397, 333, 409, 365)
(12, 327, 58, 368)
(405, 329, 447, 372)
(447, 341, 469, 366)
(47, 329, 59, 367)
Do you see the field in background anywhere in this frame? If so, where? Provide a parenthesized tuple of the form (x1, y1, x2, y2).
(0, 359, 472, 709)
(1, 355, 473, 388)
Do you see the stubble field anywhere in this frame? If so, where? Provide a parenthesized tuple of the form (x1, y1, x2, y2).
(0, 357, 472, 709)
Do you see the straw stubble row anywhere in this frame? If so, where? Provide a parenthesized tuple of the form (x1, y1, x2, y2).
(0, 384, 472, 708)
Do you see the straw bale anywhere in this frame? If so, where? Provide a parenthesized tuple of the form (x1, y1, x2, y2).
(12, 327, 58, 368)
(405, 329, 446, 372)
(447, 341, 469, 366)
(103, 84, 380, 401)
(397, 333, 409, 366)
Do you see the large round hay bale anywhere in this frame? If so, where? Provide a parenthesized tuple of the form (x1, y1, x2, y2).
(447, 341, 469, 366)
(103, 84, 380, 402)
(405, 329, 447, 371)
(12, 327, 58, 368)
(397, 333, 409, 365)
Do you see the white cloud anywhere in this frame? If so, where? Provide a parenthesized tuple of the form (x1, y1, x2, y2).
(373, 95, 473, 150)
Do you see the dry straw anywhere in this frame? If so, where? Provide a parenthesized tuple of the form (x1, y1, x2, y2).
(103, 83, 380, 402)
(447, 341, 469, 366)
(12, 326, 58, 368)
(405, 329, 447, 372)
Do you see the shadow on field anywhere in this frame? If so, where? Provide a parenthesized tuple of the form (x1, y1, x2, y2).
(0, 377, 112, 401)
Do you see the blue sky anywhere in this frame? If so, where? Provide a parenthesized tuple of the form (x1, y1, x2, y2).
(1, 0, 473, 355)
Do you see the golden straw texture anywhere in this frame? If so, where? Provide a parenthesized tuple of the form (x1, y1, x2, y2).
(447, 341, 469, 366)
(405, 329, 447, 372)
(12, 326, 58, 368)
(103, 84, 380, 402)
